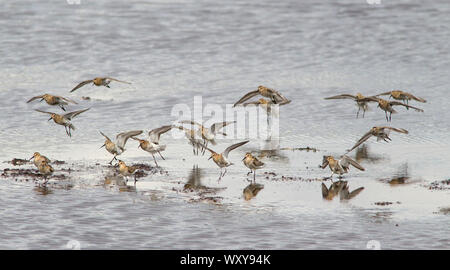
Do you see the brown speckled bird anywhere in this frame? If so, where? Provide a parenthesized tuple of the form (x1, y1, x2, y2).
(132, 125, 173, 167)
(233, 86, 291, 107)
(242, 152, 265, 183)
(321, 155, 365, 179)
(27, 94, 78, 111)
(35, 108, 90, 137)
(324, 93, 376, 118)
(70, 77, 131, 92)
(100, 130, 143, 164)
(346, 126, 409, 153)
(30, 152, 50, 168)
(360, 97, 424, 121)
(118, 160, 138, 184)
(203, 140, 250, 181)
(375, 90, 426, 107)
(37, 160, 54, 186)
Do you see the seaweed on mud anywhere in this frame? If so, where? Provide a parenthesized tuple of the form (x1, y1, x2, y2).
(263, 171, 323, 182)
(5, 158, 30, 166)
(374, 201, 401, 206)
(427, 179, 450, 190)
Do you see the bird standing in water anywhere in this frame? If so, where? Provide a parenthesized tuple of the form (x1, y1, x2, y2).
(118, 160, 138, 185)
(37, 160, 54, 187)
(242, 152, 265, 183)
(35, 108, 90, 137)
(100, 130, 143, 165)
(70, 77, 131, 92)
(27, 94, 78, 111)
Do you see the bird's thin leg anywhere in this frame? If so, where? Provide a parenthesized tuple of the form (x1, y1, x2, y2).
(222, 168, 227, 178)
(253, 170, 256, 183)
(389, 112, 392, 122)
(385, 111, 389, 122)
(218, 169, 223, 182)
(202, 140, 208, 155)
(151, 153, 159, 167)
(157, 151, 165, 160)
(247, 170, 252, 176)
(109, 155, 116, 165)
(60, 105, 66, 111)
(363, 108, 366, 118)
(134, 175, 137, 185)
(356, 107, 360, 118)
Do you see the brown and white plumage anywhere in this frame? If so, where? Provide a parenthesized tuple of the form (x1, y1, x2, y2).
(118, 160, 138, 184)
(360, 97, 424, 121)
(27, 94, 78, 111)
(203, 140, 250, 181)
(132, 125, 173, 166)
(346, 126, 409, 153)
(100, 130, 143, 164)
(233, 85, 291, 107)
(376, 90, 426, 105)
(321, 155, 365, 178)
(324, 93, 377, 118)
(179, 120, 235, 154)
(242, 152, 265, 183)
(70, 77, 131, 92)
(35, 108, 90, 137)
(30, 152, 50, 168)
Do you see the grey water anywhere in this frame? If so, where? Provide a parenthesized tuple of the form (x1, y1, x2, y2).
(0, 0, 449, 249)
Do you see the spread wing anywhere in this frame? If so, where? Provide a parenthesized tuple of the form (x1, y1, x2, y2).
(324, 94, 356, 100)
(179, 120, 203, 128)
(57, 96, 78, 104)
(35, 109, 54, 115)
(402, 92, 426, 103)
(210, 121, 235, 134)
(223, 140, 249, 158)
(269, 89, 291, 104)
(70, 80, 94, 92)
(233, 90, 260, 107)
(346, 130, 374, 153)
(148, 125, 172, 143)
(63, 108, 90, 120)
(381, 127, 409, 134)
(341, 155, 365, 171)
(374, 91, 393, 97)
(389, 101, 424, 112)
(116, 130, 143, 149)
(27, 95, 45, 103)
(360, 96, 381, 103)
(105, 77, 131, 84)
(347, 187, 365, 199)
(253, 157, 265, 167)
(99, 131, 112, 141)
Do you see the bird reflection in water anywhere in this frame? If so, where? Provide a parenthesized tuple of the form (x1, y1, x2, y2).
(321, 180, 364, 201)
(243, 183, 264, 201)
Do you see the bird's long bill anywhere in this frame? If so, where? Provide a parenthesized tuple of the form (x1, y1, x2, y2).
(47, 117, 52, 121)
(29, 156, 34, 161)
(208, 156, 212, 160)
(242, 157, 246, 161)
(100, 144, 105, 149)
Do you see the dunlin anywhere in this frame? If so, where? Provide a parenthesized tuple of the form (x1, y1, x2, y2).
(37, 160, 54, 186)
(346, 126, 409, 153)
(179, 120, 235, 155)
(203, 140, 250, 181)
(70, 77, 131, 92)
(233, 86, 291, 107)
(100, 130, 143, 164)
(35, 108, 90, 137)
(324, 93, 376, 118)
(30, 152, 50, 168)
(240, 98, 289, 117)
(242, 152, 265, 183)
(27, 94, 78, 111)
(375, 90, 426, 107)
(243, 183, 264, 201)
(361, 97, 424, 121)
(173, 126, 203, 155)
(118, 160, 138, 184)
(321, 155, 365, 179)
(132, 125, 173, 167)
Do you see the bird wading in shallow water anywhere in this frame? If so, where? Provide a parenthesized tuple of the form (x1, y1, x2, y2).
(27, 94, 78, 111)
(233, 85, 291, 107)
(173, 126, 204, 155)
(100, 130, 143, 165)
(242, 152, 265, 183)
(118, 160, 138, 185)
(360, 96, 424, 121)
(203, 140, 250, 181)
(321, 155, 365, 179)
(346, 126, 409, 153)
(30, 152, 50, 168)
(37, 160, 54, 187)
(324, 93, 376, 118)
(132, 125, 173, 167)
(35, 108, 90, 137)
(70, 77, 131, 92)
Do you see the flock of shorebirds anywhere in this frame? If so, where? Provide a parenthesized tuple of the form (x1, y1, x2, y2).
(24, 78, 426, 200)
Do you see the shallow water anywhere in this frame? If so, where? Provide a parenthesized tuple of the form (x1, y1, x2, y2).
(0, 0, 449, 249)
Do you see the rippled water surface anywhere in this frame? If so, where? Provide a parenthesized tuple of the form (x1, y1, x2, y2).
(0, 0, 449, 249)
